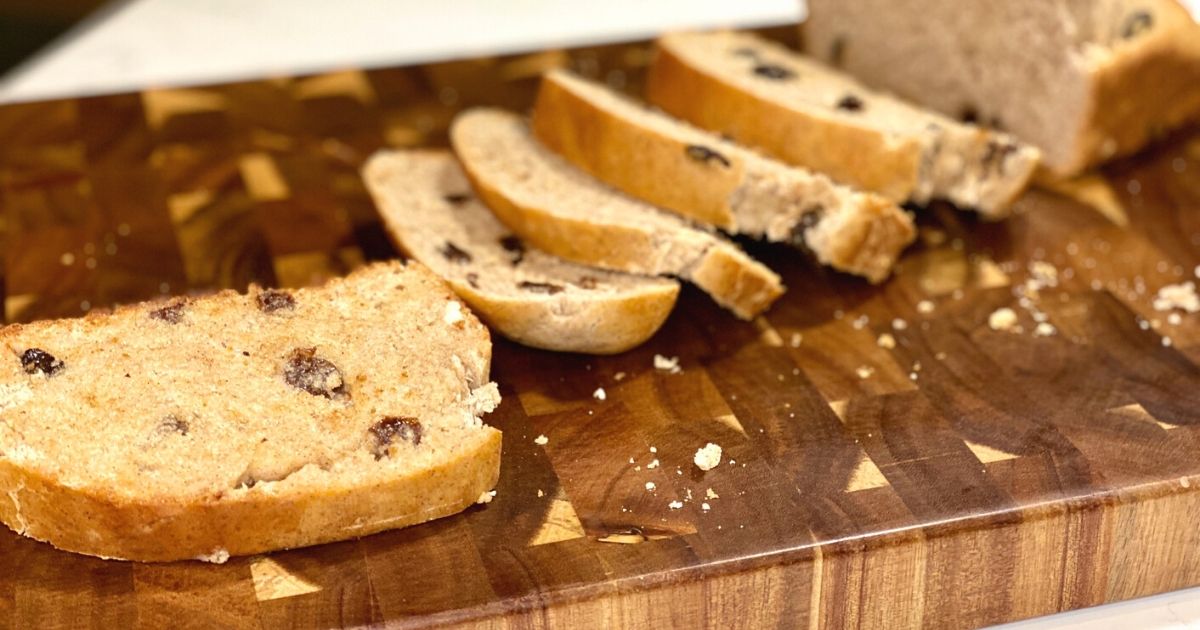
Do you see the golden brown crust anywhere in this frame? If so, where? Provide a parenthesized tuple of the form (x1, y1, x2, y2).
(645, 37, 923, 203)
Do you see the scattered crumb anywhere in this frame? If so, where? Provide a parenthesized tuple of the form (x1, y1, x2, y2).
(892, 318, 908, 331)
(593, 387, 607, 401)
(647, 458, 660, 469)
(1034, 322, 1057, 337)
(851, 314, 869, 330)
(534, 434, 549, 446)
(645, 482, 656, 491)
(476, 490, 496, 504)
(197, 549, 230, 564)
(443, 300, 465, 326)
(1153, 282, 1199, 313)
(654, 354, 682, 374)
(1163, 336, 1173, 347)
(790, 332, 803, 347)
(702, 502, 712, 511)
(877, 333, 896, 349)
(935, 352, 947, 360)
(650, 446, 657, 453)
(537, 489, 545, 498)
(693, 443, 723, 471)
(909, 372, 918, 381)
(628, 457, 635, 464)
(613, 371, 627, 382)
(668, 501, 684, 510)
(706, 488, 719, 499)
(855, 365, 875, 379)
(917, 300, 935, 314)
(988, 307, 1019, 331)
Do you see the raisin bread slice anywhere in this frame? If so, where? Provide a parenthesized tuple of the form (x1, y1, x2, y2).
(0, 261, 502, 562)
(646, 31, 1042, 219)
(804, 0, 1200, 176)
(532, 69, 916, 283)
(450, 107, 784, 320)
(363, 150, 680, 354)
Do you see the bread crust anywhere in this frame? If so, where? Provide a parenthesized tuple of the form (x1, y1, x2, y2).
(646, 36, 923, 203)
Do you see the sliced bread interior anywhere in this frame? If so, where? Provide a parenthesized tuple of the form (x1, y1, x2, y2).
(363, 149, 680, 354)
(0, 261, 501, 562)
(450, 107, 784, 320)
(532, 69, 916, 283)
(646, 30, 1041, 219)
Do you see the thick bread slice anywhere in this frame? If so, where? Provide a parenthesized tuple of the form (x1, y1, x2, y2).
(0, 261, 502, 562)
(531, 69, 916, 283)
(804, 0, 1200, 176)
(646, 31, 1042, 219)
(450, 107, 784, 320)
(363, 150, 680, 354)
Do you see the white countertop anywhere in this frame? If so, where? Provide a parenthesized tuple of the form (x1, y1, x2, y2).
(2, 3, 1199, 627)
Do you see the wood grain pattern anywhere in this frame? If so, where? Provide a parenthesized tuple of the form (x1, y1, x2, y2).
(2, 30, 1200, 629)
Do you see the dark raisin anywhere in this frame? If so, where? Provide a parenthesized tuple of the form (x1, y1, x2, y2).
(439, 241, 472, 264)
(685, 144, 732, 168)
(829, 36, 847, 67)
(256, 289, 295, 313)
(789, 207, 824, 250)
(836, 94, 864, 112)
(369, 416, 423, 459)
(149, 300, 187, 324)
(577, 276, 598, 290)
(731, 47, 759, 58)
(959, 106, 980, 125)
(752, 64, 795, 80)
(499, 235, 525, 265)
(442, 193, 471, 205)
(283, 347, 348, 400)
(1121, 11, 1153, 39)
(158, 414, 190, 436)
(518, 281, 564, 295)
(466, 272, 480, 289)
(20, 348, 64, 376)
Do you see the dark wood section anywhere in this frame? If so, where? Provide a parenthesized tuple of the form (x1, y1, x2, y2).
(1, 35, 1199, 628)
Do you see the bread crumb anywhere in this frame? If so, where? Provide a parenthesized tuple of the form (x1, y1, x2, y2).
(790, 332, 803, 347)
(1163, 336, 1173, 347)
(916, 300, 935, 314)
(693, 443, 723, 471)
(851, 314, 869, 330)
(877, 333, 896, 349)
(1034, 322, 1056, 337)
(855, 365, 875, 379)
(196, 548, 230, 564)
(1153, 282, 1199, 313)
(654, 354, 682, 374)
(613, 371, 627, 381)
(645, 482, 656, 491)
(593, 387, 606, 401)
(537, 489, 545, 498)
(1168, 313, 1183, 325)
(647, 458, 660, 469)
(988, 307, 1019, 331)
(534, 434, 549, 446)
(443, 300, 465, 326)
(706, 488, 719, 500)
(650, 446, 657, 453)
(476, 490, 496, 504)
(702, 502, 711, 511)
(892, 318, 908, 331)
(668, 501, 684, 510)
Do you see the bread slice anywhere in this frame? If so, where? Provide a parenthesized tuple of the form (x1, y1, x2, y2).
(450, 107, 784, 320)
(0, 261, 502, 562)
(646, 31, 1042, 219)
(362, 150, 680, 354)
(803, 0, 1200, 176)
(531, 69, 916, 283)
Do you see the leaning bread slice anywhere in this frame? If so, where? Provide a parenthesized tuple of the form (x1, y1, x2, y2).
(363, 150, 680, 354)
(646, 31, 1041, 219)
(0, 261, 501, 562)
(451, 107, 784, 320)
(532, 69, 915, 283)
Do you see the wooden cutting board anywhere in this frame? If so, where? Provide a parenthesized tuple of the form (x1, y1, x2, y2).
(2, 32, 1200, 629)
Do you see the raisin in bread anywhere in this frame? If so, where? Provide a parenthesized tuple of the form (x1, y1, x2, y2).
(804, 0, 1200, 176)
(450, 107, 784, 320)
(646, 31, 1042, 219)
(0, 261, 502, 562)
(363, 150, 680, 354)
(532, 69, 916, 283)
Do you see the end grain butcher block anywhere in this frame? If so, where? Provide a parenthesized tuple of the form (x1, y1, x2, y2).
(2, 31, 1200, 629)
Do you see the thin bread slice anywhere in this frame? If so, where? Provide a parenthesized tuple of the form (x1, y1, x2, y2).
(450, 107, 784, 320)
(532, 69, 916, 283)
(363, 149, 680, 354)
(0, 261, 501, 562)
(646, 30, 1042, 219)
(803, 0, 1200, 176)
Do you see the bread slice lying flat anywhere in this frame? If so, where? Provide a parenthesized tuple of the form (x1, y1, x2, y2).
(451, 107, 784, 320)
(363, 150, 680, 354)
(0, 261, 502, 562)
(532, 69, 915, 283)
(804, 0, 1200, 176)
(647, 31, 1041, 219)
